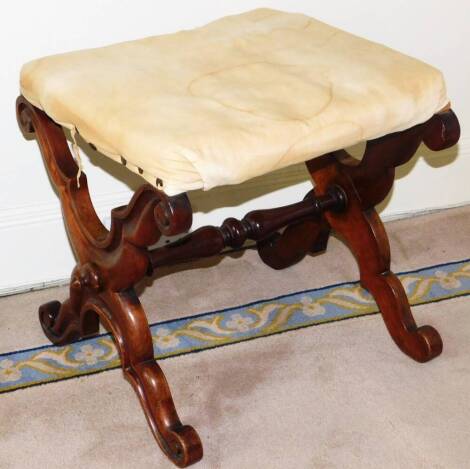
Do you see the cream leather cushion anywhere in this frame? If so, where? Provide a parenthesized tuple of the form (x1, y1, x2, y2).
(20, 8, 448, 195)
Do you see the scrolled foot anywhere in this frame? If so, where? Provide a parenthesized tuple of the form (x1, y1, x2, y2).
(164, 424, 203, 468)
(390, 325, 442, 363)
(414, 325, 443, 363)
(39, 299, 99, 346)
(362, 271, 443, 363)
(385, 323, 443, 363)
(126, 361, 203, 467)
(39, 300, 80, 346)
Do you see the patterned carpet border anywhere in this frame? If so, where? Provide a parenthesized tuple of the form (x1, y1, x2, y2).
(1, 258, 469, 393)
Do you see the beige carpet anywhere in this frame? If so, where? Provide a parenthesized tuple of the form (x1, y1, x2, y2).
(0, 206, 469, 468)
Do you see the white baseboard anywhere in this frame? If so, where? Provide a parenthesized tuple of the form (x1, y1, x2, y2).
(1, 139, 469, 296)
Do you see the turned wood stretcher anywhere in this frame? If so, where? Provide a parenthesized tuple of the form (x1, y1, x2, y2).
(17, 9, 460, 467)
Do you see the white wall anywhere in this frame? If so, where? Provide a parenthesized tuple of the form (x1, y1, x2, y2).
(1, 0, 469, 293)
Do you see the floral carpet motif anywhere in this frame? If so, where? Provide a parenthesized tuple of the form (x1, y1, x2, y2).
(1, 258, 469, 393)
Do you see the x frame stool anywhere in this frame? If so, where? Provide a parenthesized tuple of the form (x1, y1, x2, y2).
(17, 95, 460, 466)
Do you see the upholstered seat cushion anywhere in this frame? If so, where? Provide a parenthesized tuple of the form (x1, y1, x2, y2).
(20, 8, 448, 195)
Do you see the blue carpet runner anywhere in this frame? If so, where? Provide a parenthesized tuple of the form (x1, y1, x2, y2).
(1, 258, 469, 393)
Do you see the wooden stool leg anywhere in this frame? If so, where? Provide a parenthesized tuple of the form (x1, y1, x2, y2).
(306, 110, 460, 362)
(16, 96, 202, 467)
(84, 290, 202, 467)
(312, 161, 441, 362)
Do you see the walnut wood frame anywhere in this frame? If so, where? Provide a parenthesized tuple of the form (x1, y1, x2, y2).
(16, 95, 460, 467)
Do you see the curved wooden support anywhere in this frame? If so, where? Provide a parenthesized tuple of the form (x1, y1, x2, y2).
(17, 96, 202, 467)
(306, 109, 460, 362)
(17, 96, 191, 291)
(311, 162, 442, 362)
(83, 291, 203, 467)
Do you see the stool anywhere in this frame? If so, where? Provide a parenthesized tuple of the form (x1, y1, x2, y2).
(17, 9, 460, 467)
